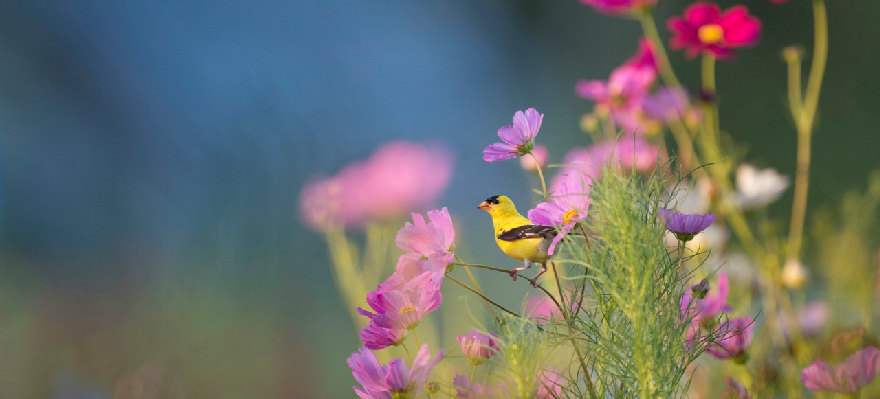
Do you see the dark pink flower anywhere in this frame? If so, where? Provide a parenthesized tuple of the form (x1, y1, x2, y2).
(721, 377, 753, 399)
(453, 374, 510, 399)
(667, 3, 762, 59)
(801, 347, 880, 393)
(528, 171, 592, 255)
(456, 329, 500, 365)
(707, 316, 754, 360)
(579, 0, 657, 15)
(680, 273, 733, 321)
(577, 66, 655, 128)
(483, 108, 543, 162)
(360, 314, 406, 350)
(348, 344, 444, 399)
(536, 370, 565, 398)
(658, 209, 716, 242)
(624, 38, 658, 72)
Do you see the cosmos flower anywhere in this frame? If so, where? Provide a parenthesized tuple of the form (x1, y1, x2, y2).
(668, 3, 762, 59)
(577, 66, 656, 129)
(641, 87, 692, 123)
(734, 164, 790, 209)
(801, 347, 880, 393)
(358, 281, 443, 331)
(299, 141, 452, 230)
(483, 108, 543, 162)
(453, 374, 510, 399)
(779, 301, 829, 339)
(579, 0, 658, 15)
(520, 144, 548, 171)
(395, 208, 455, 263)
(680, 273, 733, 321)
(721, 377, 753, 399)
(707, 316, 754, 360)
(348, 344, 445, 399)
(536, 371, 565, 399)
(657, 209, 716, 242)
(553, 136, 660, 185)
(528, 171, 592, 255)
(524, 295, 562, 322)
(624, 38, 658, 72)
(360, 314, 406, 351)
(456, 330, 500, 365)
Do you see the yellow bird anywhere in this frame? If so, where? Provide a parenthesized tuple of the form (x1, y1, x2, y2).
(477, 195, 556, 286)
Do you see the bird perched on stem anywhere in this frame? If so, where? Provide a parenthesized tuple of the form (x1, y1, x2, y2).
(477, 195, 556, 286)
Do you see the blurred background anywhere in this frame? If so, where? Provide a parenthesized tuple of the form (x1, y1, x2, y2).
(0, 0, 877, 397)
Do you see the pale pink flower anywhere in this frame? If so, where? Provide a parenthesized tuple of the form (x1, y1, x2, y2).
(348, 344, 444, 399)
(536, 370, 565, 398)
(802, 347, 880, 393)
(298, 176, 346, 230)
(577, 66, 655, 128)
(456, 330, 500, 365)
(453, 374, 510, 399)
(552, 136, 660, 185)
(528, 172, 592, 255)
(358, 281, 443, 332)
(483, 108, 543, 162)
(524, 295, 562, 322)
(395, 208, 455, 260)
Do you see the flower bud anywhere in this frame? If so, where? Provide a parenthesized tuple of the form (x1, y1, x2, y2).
(782, 258, 808, 288)
(456, 330, 500, 365)
(580, 114, 599, 132)
(425, 381, 440, 394)
(691, 279, 710, 299)
(782, 46, 803, 64)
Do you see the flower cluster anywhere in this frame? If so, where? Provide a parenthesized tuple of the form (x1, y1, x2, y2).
(681, 274, 755, 362)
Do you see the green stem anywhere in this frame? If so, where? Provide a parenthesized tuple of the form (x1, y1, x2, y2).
(402, 340, 414, 363)
(471, 364, 477, 381)
(637, 10, 682, 88)
(462, 265, 501, 325)
(552, 262, 596, 398)
(531, 152, 549, 199)
(413, 328, 421, 348)
(445, 273, 524, 320)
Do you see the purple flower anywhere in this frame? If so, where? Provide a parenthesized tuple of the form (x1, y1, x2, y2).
(483, 108, 543, 162)
(707, 316, 754, 360)
(680, 273, 733, 321)
(456, 329, 500, 365)
(348, 344, 445, 399)
(358, 283, 443, 331)
(528, 171, 592, 255)
(658, 209, 716, 242)
(359, 314, 406, 351)
(641, 87, 691, 122)
(801, 347, 880, 393)
(721, 377, 753, 399)
(453, 374, 510, 399)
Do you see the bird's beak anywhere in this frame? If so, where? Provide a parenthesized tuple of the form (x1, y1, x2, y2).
(477, 201, 491, 211)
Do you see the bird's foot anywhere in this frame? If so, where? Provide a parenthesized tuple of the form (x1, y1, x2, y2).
(532, 264, 548, 283)
(508, 269, 519, 281)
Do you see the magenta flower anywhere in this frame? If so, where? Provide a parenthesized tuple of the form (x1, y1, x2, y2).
(536, 371, 564, 398)
(483, 108, 543, 162)
(579, 0, 657, 15)
(528, 171, 592, 255)
(360, 314, 406, 350)
(577, 65, 655, 127)
(299, 141, 452, 230)
(453, 374, 510, 399)
(801, 347, 880, 393)
(721, 378, 753, 399)
(624, 38, 658, 72)
(668, 3, 762, 59)
(680, 273, 733, 321)
(359, 284, 442, 329)
(658, 209, 716, 242)
(707, 316, 754, 360)
(348, 344, 445, 399)
(457, 329, 500, 365)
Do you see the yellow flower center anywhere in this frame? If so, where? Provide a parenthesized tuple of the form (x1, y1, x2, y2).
(562, 209, 580, 225)
(399, 306, 416, 315)
(698, 24, 724, 44)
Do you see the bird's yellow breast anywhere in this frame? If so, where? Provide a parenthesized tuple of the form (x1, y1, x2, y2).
(496, 237, 551, 262)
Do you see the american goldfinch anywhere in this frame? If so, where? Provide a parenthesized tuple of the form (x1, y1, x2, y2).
(477, 195, 555, 285)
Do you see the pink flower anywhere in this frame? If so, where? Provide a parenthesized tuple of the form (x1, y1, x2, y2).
(668, 3, 762, 59)
(483, 108, 543, 162)
(552, 137, 660, 184)
(453, 374, 510, 399)
(358, 283, 443, 332)
(802, 347, 880, 393)
(579, 0, 658, 15)
(536, 371, 564, 398)
(706, 316, 754, 360)
(524, 295, 562, 322)
(680, 273, 733, 322)
(379, 254, 449, 293)
(520, 144, 548, 171)
(360, 314, 406, 350)
(528, 171, 592, 255)
(641, 87, 691, 122)
(624, 38, 658, 73)
(456, 329, 500, 365)
(577, 66, 655, 129)
(657, 209, 716, 242)
(721, 377, 753, 399)
(348, 344, 445, 399)
(299, 141, 452, 230)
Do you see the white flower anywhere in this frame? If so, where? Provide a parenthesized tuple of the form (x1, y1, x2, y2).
(734, 164, 790, 209)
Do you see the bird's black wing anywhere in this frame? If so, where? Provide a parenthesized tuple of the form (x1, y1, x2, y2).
(497, 225, 556, 241)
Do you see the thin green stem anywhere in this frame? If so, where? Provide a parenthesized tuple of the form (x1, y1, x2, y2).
(552, 262, 596, 397)
(471, 364, 477, 381)
(462, 265, 501, 325)
(454, 262, 512, 274)
(401, 340, 414, 363)
(531, 152, 549, 199)
(413, 328, 421, 348)
(637, 10, 682, 88)
(445, 273, 524, 320)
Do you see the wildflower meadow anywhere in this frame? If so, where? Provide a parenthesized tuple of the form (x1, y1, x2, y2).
(301, 0, 880, 398)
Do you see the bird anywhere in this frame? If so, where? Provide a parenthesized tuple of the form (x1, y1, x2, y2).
(477, 195, 556, 286)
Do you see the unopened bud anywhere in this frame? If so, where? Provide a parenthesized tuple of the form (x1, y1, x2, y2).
(782, 46, 804, 63)
(782, 258, 808, 288)
(580, 114, 599, 132)
(425, 381, 440, 394)
(691, 279, 710, 299)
